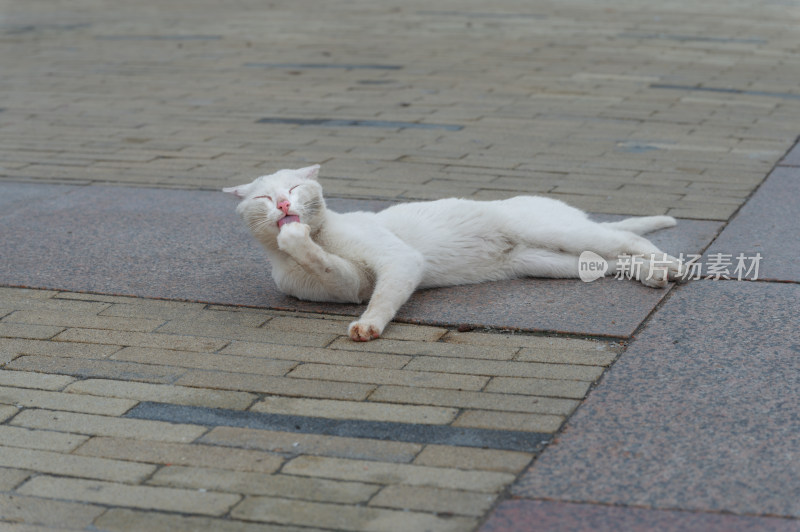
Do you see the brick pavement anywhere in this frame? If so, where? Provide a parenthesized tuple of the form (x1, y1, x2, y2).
(0, 288, 614, 530)
(2, 0, 800, 530)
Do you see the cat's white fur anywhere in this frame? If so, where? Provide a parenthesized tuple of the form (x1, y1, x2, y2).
(224, 165, 683, 341)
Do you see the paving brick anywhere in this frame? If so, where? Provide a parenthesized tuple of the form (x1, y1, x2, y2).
(667, 204, 739, 220)
(0, 445, 155, 482)
(99, 302, 209, 320)
(5, 355, 186, 384)
(74, 436, 284, 473)
(0, 385, 137, 416)
(65, 378, 257, 410)
(484, 376, 592, 399)
(0, 297, 110, 315)
(287, 363, 489, 390)
(200, 426, 421, 463)
(0, 467, 31, 491)
(93, 508, 314, 532)
(516, 348, 618, 366)
(17, 476, 241, 517)
(0, 289, 58, 300)
(282, 455, 515, 492)
(369, 485, 496, 517)
(53, 328, 228, 352)
(231, 496, 475, 532)
(329, 337, 519, 360)
(251, 396, 458, 425)
(453, 409, 564, 433)
(176, 371, 375, 400)
(441, 331, 614, 352)
(3, 310, 164, 332)
(53, 292, 149, 308)
(264, 316, 447, 342)
(10, 409, 206, 442)
(369, 385, 579, 416)
(156, 320, 337, 347)
(110, 346, 297, 375)
(0, 426, 89, 452)
(0, 405, 17, 422)
(0, 494, 105, 530)
(0, 338, 121, 360)
(221, 341, 411, 369)
(413, 444, 533, 474)
(0, 369, 75, 390)
(0, 323, 64, 340)
(149, 465, 379, 503)
(405, 357, 604, 381)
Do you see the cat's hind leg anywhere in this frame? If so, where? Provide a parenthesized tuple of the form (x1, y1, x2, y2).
(566, 223, 684, 286)
(509, 249, 676, 288)
(508, 249, 581, 279)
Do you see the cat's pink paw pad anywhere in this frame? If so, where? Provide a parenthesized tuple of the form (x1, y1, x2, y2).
(348, 322, 381, 342)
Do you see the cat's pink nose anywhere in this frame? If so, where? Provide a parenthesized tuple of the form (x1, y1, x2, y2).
(277, 200, 291, 214)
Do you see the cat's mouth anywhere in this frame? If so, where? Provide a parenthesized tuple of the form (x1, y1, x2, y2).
(277, 214, 301, 228)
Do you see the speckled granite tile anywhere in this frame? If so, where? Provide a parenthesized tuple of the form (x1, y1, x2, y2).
(0, 183, 721, 337)
(481, 500, 800, 532)
(512, 281, 800, 518)
(779, 140, 800, 166)
(0, 182, 84, 216)
(703, 166, 800, 282)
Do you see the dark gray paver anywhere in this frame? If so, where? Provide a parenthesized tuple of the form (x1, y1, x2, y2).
(0, 182, 83, 216)
(780, 141, 800, 166)
(511, 280, 800, 518)
(0, 182, 720, 337)
(126, 402, 550, 453)
(704, 165, 800, 282)
(481, 500, 800, 532)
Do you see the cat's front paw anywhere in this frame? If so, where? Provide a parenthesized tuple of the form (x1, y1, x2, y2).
(348, 320, 382, 342)
(277, 222, 311, 252)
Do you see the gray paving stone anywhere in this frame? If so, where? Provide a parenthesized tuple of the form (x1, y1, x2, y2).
(780, 141, 800, 166)
(127, 402, 551, 453)
(512, 281, 800, 518)
(703, 166, 800, 282)
(0, 183, 721, 338)
(481, 500, 800, 532)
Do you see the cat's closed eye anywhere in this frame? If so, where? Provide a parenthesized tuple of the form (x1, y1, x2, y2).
(289, 185, 301, 193)
(253, 195, 272, 201)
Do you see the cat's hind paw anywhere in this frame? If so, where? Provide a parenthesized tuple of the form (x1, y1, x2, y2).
(348, 321, 382, 342)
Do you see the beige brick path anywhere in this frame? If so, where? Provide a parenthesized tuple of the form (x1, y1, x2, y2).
(0, 288, 617, 529)
(2, 0, 800, 220)
(2, 0, 799, 529)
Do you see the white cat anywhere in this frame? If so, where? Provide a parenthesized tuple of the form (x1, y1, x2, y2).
(224, 165, 683, 341)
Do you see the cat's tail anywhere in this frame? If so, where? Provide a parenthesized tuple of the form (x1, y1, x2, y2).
(602, 215, 676, 235)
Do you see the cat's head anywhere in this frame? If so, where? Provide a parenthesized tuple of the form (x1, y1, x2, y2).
(223, 165, 326, 241)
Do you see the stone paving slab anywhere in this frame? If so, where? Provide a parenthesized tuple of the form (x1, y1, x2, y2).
(779, 141, 800, 167)
(0, 182, 721, 338)
(481, 500, 800, 532)
(510, 280, 800, 518)
(704, 164, 800, 282)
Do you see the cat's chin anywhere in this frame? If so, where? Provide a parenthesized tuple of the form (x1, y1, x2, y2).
(277, 215, 301, 228)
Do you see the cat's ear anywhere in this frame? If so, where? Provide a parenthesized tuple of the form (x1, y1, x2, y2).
(222, 182, 254, 199)
(297, 164, 320, 180)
